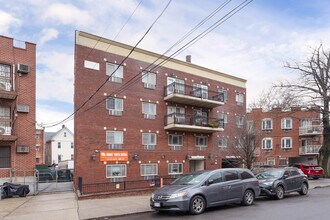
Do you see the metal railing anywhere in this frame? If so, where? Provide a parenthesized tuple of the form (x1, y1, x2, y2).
(79, 176, 177, 195)
(299, 145, 322, 155)
(164, 113, 224, 128)
(164, 82, 224, 102)
(13, 39, 26, 49)
(299, 125, 323, 135)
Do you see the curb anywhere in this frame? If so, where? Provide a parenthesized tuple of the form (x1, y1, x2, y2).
(86, 210, 155, 220)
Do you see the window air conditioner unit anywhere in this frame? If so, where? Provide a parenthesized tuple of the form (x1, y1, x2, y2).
(17, 64, 30, 73)
(144, 114, 155, 119)
(144, 83, 156, 89)
(17, 105, 30, 113)
(17, 145, 30, 153)
(109, 110, 122, 116)
(0, 126, 11, 135)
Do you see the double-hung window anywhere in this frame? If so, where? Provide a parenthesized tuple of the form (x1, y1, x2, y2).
(0, 64, 11, 91)
(142, 102, 156, 119)
(262, 138, 273, 150)
(0, 146, 10, 168)
(168, 134, 183, 150)
(106, 97, 123, 116)
(142, 133, 156, 150)
(262, 118, 273, 130)
(218, 89, 227, 102)
(106, 164, 126, 182)
(192, 84, 208, 99)
(142, 71, 156, 89)
(267, 157, 275, 166)
(106, 131, 123, 149)
(168, 163, 183, 175)
(219, 113, 228, 125)
(106, 63, 123, 83)
(281, 137, 292, 149)
(236, 93, 244, 106)
(218, 137, 228, 148)
(236, 116, 244, 128)
(281, 118, 292, 130)
(141, 164, 158, 180)
(196, 136, 207, 151)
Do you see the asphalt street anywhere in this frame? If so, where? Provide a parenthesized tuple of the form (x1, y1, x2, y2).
(109, 187, 330, 220)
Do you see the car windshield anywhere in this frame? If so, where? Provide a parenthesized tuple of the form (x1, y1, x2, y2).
(256, 170, 284, 179)
(171, 172, 210, 185)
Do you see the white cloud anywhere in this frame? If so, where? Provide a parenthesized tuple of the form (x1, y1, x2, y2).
(37, 52, 73, 103)
(0, 10, 21, 35)
(37, 104, 73, 133)
(38, 28, 59, 46)
(41, 3, 94, 27)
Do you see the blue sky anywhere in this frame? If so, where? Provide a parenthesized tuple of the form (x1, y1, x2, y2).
(1, 0, 330, 132)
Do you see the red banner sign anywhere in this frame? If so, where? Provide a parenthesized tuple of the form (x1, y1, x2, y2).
(100, 151, 129, 162)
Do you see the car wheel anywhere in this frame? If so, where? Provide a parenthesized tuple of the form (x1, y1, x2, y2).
(299, 183, 308, 195)
(274, 186, 284, 200)
(242, 190, 254, 206)
(189, 195, 206, 215)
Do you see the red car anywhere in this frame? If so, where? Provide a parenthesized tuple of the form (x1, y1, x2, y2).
(293, 164, 324, 179)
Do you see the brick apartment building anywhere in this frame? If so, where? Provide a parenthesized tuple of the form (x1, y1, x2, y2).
(35, 128, 44, 165)
(247, 107, 322, 167)
(0, 35, 36, 183)
(74, 31, 246, 189)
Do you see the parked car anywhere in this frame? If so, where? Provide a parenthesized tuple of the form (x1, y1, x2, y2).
(256, 167, 308, 200)
(293, 163, 324, 179)
(150, 168, 260, 215)
(57, 169, 73, 182)
(37, 171, 55, 182)
(0, 182, 30, 198)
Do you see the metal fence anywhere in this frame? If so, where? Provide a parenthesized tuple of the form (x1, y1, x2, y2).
(80, 176, 177, 195)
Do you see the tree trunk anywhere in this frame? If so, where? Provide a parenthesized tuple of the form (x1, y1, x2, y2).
(322, 98, 330, 177)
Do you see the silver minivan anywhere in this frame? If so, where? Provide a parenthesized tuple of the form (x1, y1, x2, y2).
(150, 168, 260, 215)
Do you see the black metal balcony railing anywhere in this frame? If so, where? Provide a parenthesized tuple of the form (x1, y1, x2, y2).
(164, 113, 225, 129)
(164, 82, 225, 102)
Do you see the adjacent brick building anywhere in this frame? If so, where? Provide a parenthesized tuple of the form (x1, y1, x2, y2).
(0, 35, 36, 183)
(74, 31, 247, 190)
(247, 107, 322, 167)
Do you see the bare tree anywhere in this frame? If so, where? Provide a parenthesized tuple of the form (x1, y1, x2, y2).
(276, 44, 330, 176)
(249, 87, 302, 111)
(228, 119, 263, 170)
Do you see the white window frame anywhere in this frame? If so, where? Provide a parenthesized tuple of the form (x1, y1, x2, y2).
(219, 113, 228, 124)
(218, 89, 227, 102)
(168, 163, 183, 175)
(106, 164, 126, 178)
(262, 118, 273, 130)
(281, 118, 293, 130)
(142, 133, 157, 150)
(281, 137, 292, 149)
(142, 102, 156, 118)
(218, 137, 228, 148)
(235, 93, 244, 105)
(247, 120, 254, 132)
(106, 63, 123, 83)
(168, 134, 183, 146)
(236, 116, 244, 128)
(267, 157, 275, 166)
(142, 71, 156, 88)
(262, 138, 273, 150)
(106, 131, 123, 149)
(195, 136, 208, 147)
(279, 158, 287, 166)
(140, 164, 158, 176)
(106, 97, 123, 116)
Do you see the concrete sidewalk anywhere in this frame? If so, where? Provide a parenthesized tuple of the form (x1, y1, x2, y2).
(1, 178, 330, 220)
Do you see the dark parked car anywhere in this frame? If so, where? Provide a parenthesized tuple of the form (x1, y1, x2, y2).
(0, 182, 30, 198)
(256, 167, 308, 200)
(293, 163, 324, 179)
(37, 171, 54, 182)
(150, 168, 260, 215)
(57, 169, 73, 182)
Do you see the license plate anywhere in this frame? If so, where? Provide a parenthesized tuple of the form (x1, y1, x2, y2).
(154, 202, 161, 207)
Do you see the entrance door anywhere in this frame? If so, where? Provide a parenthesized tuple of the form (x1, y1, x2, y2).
(167, 77, 184, 95)
(189, 160, 204, 172)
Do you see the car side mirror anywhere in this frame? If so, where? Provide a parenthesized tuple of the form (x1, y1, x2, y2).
(283, 174, 289, 179)
(207, 179, 214, 186)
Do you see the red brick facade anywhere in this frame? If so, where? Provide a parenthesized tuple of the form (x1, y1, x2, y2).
(0, 35, 36, 180)
(74, 31, 246, 188)
(247, 107, 322, 167)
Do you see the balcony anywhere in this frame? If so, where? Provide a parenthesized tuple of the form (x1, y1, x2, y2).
(164, 83, 224, 108)
(164, 113, 224, 133)
(0, 119, 17, 141)
(0, 76, 17, 100)
(299, 145, 322, 155)
(299, 125, 323, 136)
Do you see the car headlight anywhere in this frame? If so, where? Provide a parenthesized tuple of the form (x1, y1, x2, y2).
(262, 181, 273, 186)
(169, 192, 187, 199)
(151, 193, 155, 199)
